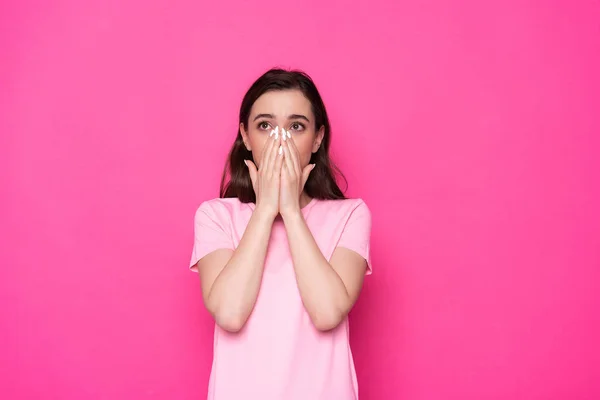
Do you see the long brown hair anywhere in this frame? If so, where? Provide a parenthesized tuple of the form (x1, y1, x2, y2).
(220, 68, 347, 203)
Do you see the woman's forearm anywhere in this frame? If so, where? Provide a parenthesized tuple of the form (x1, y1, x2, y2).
(282, 211, 351, 331)
(206, 207, 275, 331)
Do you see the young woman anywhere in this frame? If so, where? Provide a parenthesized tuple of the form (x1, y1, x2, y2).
(189, 68, 372, 400)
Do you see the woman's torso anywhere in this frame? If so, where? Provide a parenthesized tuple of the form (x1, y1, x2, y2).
(201, 197, 367, 400)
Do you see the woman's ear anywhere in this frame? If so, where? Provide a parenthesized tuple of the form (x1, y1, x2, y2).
(240, 122, 251, 151)
(312, 125, 325, 153)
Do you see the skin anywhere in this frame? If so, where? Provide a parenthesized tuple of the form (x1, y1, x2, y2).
(196, 89, 367, 332)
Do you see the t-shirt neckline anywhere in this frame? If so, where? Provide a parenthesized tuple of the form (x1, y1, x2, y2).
(247, 197, 317, 215)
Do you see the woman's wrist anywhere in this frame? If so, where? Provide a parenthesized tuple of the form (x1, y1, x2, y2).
(280, 207, 303, 223)
(253, 203, 278, 222)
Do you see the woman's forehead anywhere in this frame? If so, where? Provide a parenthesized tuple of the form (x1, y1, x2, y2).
(251, 90, 312, 117)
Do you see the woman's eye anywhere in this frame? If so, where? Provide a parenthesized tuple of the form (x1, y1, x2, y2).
(258, 122, 270, 130)
(290, 122, 304, 131)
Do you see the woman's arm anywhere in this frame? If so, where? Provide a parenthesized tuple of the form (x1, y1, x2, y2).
(282, 211, 367, 331)
(196, 130, 284, 332)
(196, 207, 276, 332)
(278, 133, 368, 331)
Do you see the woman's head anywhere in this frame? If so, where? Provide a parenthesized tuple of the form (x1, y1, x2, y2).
(220, 68, 346, 202)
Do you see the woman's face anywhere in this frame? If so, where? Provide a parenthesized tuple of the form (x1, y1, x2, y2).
(241, 89, 324, 169)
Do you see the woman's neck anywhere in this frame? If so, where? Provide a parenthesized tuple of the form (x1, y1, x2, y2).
(299, 192, 312, 209)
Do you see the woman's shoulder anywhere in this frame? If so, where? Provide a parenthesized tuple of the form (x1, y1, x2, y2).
(313, 197, 371, 219)
(310, 197, 372, 238)
(194, 197, 251, 219)
(316, 197, 369, 211)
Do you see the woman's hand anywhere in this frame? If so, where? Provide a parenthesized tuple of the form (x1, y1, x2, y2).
(279, 128, 315, 218)
(245, 129, 284, 218)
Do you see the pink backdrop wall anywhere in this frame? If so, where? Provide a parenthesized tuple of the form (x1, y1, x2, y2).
(1, 1, 599, 399)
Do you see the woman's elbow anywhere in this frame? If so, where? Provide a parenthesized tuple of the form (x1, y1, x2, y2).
(310, 309, 344, 331)
(205, 300, 248, 333)
(214, 312, 247, 333)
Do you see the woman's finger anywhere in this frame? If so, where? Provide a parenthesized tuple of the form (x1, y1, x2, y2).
(281, 133, 296, 180)
(274, 138, 285, 178)
(301, 163, 316, 189)
(267, 129, 281, 179)
(261, 128, 277, 174)
(244, 159, 258, 191)
(285, 129, 302, 177)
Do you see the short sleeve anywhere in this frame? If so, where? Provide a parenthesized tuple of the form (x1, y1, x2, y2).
(189, 202, 235, 272)
(336, 200, 373, 275)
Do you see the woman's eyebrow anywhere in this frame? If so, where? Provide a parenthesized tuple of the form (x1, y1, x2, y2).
(288, 114, 310, 122)
(252, 113, 311, 122)
(253, 113, 275, 121)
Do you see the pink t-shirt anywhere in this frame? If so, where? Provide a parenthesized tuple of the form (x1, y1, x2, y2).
(189, 197, 372, 400)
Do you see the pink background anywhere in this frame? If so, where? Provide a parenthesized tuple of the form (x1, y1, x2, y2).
(1, 1, 599, 399)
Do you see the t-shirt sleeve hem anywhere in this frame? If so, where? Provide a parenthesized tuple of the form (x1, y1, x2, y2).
(334, 198, 373, 276)
(188, 201, 235, 273)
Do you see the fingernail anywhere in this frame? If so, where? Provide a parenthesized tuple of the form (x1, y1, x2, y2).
(244, 160, 248, 167)
(282, 129, 287, 141)
(287, 131, 291, 138)
(278, 146, 283, 155)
